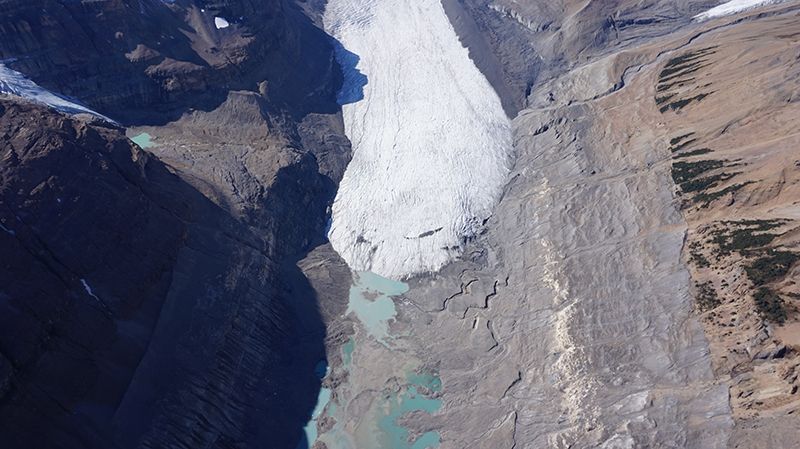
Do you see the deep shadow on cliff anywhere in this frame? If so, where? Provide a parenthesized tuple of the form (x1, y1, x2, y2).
(0, 97, 326, 449)
(0, 0, 352, 448)
(0, 0, 342, 125)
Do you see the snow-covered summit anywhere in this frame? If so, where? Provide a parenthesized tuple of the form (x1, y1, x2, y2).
(324, 0, 513, 279)
(0, 64, 113, 122)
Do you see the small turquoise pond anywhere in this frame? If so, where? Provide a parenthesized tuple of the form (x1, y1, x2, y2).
(374, 370, 442, 449)
(297, 361, 331, 449)
(342, 337, 355, 367)
(347, 271, 408, 343)
(313, 274, 441, 449)
(130, 132, 155, 149)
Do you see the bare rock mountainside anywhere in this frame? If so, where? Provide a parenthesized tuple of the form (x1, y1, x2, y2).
(0, 1, 351, 448)
(1, 1, 799, 449)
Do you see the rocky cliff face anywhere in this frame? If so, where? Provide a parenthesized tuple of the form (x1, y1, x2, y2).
(442, 0, 721, 115)
(0, 1, 351, 448)
(0, 0, 340, 124)
(4, 0, 800, 448)
(430, 1, 800, 447)
(0, 97, 327, 449)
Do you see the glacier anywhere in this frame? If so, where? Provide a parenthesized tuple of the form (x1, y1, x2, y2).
(694, 0, 784, 20)
(324, 0, 513, 279)
(0, 63, 112, 121)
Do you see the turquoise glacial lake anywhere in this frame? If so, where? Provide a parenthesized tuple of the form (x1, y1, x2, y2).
(130, 132, 155, 149)
(305, 272, 441, 449)
(374, 370, 442, 449)
(347, 271, 408, 343)
(297, 361, 331, 449)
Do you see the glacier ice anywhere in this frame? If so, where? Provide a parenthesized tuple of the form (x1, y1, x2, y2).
(0, 63, 112, 122)
(694, 0, 784, 20)
(324, 0, 512, 279)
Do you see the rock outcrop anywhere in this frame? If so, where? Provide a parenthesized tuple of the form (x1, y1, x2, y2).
(0, 94, 329, 449)
(311, 1, 800, 449)
(0, 0, 340, 124)
(0, 1, 352, 448)
(4, 0, 800, 448)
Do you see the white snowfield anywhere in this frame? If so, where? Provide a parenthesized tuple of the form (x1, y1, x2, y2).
(214, 17, 230, 29)
(324, 0, 512, 279)
(694, 0, 784, 20)
(0, 64, 112, 121)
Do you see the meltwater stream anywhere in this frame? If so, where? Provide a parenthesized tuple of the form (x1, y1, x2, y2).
(324, 0, 513, 279)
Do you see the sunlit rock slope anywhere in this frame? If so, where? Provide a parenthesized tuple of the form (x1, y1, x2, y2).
(314, 1, 800, 449)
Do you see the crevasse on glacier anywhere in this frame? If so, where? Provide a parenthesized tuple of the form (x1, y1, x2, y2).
(324, 0, 513, 279)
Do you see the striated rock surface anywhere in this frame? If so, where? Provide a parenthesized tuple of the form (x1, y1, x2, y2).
(644, 7, 800, 446)
(315, 1, 800, 449)
(442, 0, 722, 115)
(0, 0, 340, 124)
(0, 94, 331, 449)
(2, 0, 800, 448)
(0, 1, 352, 449)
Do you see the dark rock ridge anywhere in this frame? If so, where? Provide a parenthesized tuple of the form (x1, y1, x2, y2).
(0, 0, 351, 448)
(0, 0, 341, 124)
(0, 97, 317, 449)
(442, 0, 721, 115)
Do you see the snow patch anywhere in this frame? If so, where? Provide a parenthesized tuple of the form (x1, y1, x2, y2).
(324, 0, 512, 279)
(694, 0, 784, 20)
(0, 64, 113, 122)
(214, 17, 230, 29)
(80, 279, 101, 302)
(0, 223, 14, 236)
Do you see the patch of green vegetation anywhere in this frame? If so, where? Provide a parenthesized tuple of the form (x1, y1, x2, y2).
(662, 47, 717, 69)
(745, 249, 799, 286)
(674, 148, 712, 159)
(661, 57, 705, 77)
(659, 47, 717, 82)
(711, 228, 776, 255)
(656, 48, 718, 98)
(657, 78, 696, 93)
(680, 172, 738, 194)
(753, 287, 787, 324)
(671, 160, 724, 184)
(659, 63, 709, 85)
(655, 93, 677, 105)
(669, 132, 695, 146)
(688, 241, 711, 267)
(670, 138, 699, 153)
(720, 219, 786, 232)
(690, 250, 711, 268)
(663, 53, 699, 69)
(693, 181, 753, 207)
(671, 160, 741, 198)
(695, 281, 721, 312)
(660, 93, 711, 113)
(708, 220, 785, 256)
